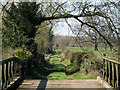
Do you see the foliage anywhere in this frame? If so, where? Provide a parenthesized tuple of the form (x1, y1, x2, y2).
(35, 21, 54, 54)
(13, 49, 32, 60)
(2, 2, 42, 55)
(70, 52, 83, 68)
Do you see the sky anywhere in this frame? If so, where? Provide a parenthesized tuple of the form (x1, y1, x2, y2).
(0, 0, 119, 36)
(52, 19, 75, 36)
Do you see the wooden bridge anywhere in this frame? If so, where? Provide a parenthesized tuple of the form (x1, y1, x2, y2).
(0, 55, 120, 90)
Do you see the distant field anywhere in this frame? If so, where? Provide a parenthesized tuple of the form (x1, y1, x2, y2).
(66, 47, 118, 60)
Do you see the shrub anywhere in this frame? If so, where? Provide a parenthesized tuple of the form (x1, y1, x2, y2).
(70, 52, 84, 68)
(13, 49, 32, 60)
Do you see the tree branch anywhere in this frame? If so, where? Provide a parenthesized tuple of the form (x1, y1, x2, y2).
(74, 17, 113, 48)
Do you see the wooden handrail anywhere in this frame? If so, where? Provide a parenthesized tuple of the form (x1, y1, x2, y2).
(0, 57, 17, 64)
(0, 57, 23, 90)
(103, 56, 120, 64)
(103, 54, 120, 90)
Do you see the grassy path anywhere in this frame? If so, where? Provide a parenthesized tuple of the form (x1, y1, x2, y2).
(45, 50, 96, 80)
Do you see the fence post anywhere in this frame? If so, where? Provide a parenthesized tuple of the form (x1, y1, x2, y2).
(103, 54, 106, 79)
(118, 64, 120, 89)
(0, 64, 2, 90)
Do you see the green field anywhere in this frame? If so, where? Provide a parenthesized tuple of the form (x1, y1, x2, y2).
(66, 47, 118, 59)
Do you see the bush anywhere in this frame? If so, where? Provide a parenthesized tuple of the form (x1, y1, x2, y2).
(13, 49, 32, 60)
(70, 52, 84, 68)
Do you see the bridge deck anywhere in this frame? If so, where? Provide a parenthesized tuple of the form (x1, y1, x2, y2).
(17, 79, 106, 89)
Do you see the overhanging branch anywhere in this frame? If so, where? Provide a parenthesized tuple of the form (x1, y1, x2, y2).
(74, 17, 113, 48)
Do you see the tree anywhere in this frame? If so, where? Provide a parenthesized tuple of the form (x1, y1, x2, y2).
(2, 2, 41, 56)
(2, 1, 119, 57)
(35, 21, 54, 54)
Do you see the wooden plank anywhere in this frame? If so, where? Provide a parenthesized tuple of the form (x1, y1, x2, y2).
(17, 80, 106, 89)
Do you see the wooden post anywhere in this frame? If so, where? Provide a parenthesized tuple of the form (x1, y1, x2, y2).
(106, 60, 109, 82)
(9, 61, 12, 82)
(13, 60, 15, 77)
(118, 64, 120, 89)
(113, 63, 116, 88)
(6, 62, 8, 88)
(2, 64, 5, 89)
(109, 61, 112, 86)
(103, 54, 106, 79)
(0, 64, 2, 90)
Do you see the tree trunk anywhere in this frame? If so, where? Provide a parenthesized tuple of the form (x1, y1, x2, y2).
(94, 32, 98, 51)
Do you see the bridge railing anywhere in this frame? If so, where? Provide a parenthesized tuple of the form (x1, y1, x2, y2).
(0, 57, 23, 90)
(103, 54, 120, 89)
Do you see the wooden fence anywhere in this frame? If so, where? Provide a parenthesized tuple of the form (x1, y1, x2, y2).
(0, 57, 23, 90)
(103, 54, 120, 89)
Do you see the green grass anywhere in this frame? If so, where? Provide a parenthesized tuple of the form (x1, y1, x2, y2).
(53, 64, 65, 71)
(47, 72, 72, 80)
(59, 55, 63, 58)
(63, 60, 70, 65)
(71, 71, 96, 79)
(66, 64, 77, 72)
(54, 50, 62, 55)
